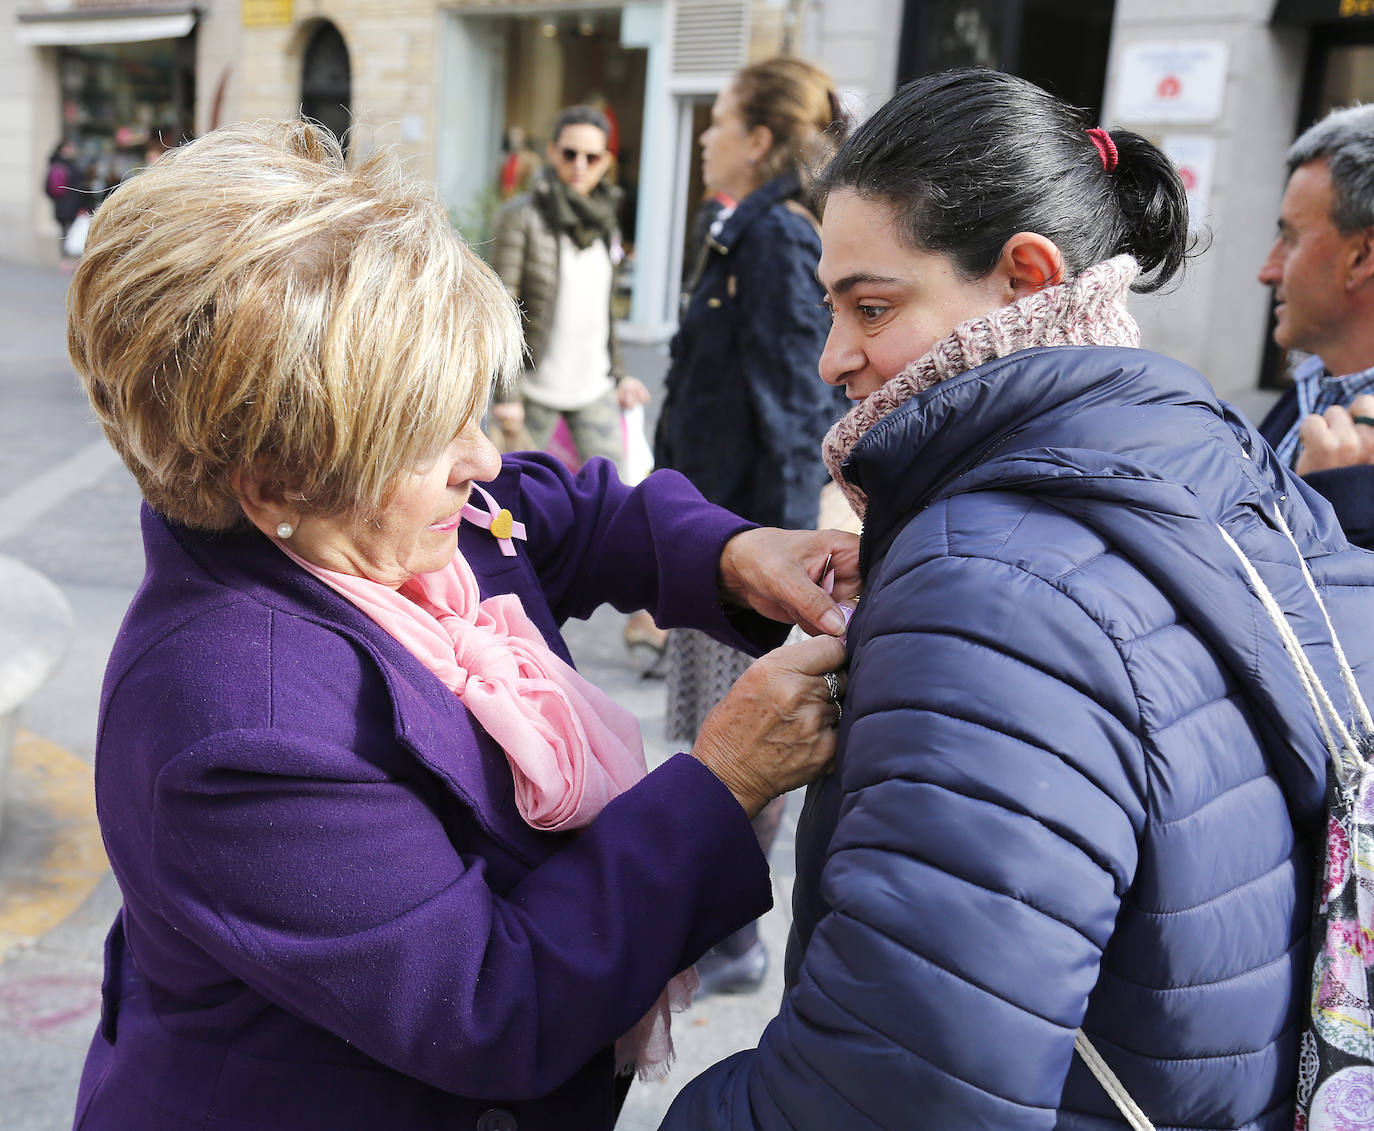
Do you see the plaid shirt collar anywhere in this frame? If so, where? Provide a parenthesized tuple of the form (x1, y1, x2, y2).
(1274, 354, 1374, 467)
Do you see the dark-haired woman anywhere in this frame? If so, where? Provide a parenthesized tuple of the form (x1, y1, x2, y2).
(660, 68, 1374, 1130)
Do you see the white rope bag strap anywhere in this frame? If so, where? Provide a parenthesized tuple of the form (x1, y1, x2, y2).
(1075, 505, 1372, 1130)
(1074, 1030, 1155, 1131)
(1216, 508, 1373, 772)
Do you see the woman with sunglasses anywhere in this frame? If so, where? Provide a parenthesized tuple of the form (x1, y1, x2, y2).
(490, 104, 649, 469)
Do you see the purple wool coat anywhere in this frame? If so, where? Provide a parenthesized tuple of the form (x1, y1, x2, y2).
(73, 454, 775, 1131)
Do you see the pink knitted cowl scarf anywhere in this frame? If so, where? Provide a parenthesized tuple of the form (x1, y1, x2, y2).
(822, 255, 1142, 519)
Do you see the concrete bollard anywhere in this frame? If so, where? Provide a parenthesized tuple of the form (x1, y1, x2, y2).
(0, 555, 73, 843)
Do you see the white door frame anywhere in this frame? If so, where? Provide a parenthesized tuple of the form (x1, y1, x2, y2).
(436, 1, 677, 340)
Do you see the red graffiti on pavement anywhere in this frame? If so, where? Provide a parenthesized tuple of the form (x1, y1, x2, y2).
(0, 973, 99, 1036)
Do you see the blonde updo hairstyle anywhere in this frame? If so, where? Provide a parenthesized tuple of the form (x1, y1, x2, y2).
(731, 56, 846, 189)
(68, 119, 521, 532)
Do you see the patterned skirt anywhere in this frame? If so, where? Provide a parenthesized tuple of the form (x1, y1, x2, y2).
(664, 628, 753, 743)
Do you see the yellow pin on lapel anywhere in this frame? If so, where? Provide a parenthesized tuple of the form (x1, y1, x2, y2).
(460, 486, 527, 558)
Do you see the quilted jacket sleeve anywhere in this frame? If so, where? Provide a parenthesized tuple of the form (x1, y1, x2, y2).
(490, 201, 532, 402)
(490, 199, 527, 302)
(731, 209, 834, 531)
(661, 543, 1149, 1128)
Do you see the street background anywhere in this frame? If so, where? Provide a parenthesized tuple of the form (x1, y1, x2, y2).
(0, 258, 805, 1131)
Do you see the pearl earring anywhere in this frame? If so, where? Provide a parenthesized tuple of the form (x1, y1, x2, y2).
(276, 522, 294, 539)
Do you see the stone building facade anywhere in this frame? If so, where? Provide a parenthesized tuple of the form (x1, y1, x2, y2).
(10, 0, 1367, 398)
(5, 0, 900, 339)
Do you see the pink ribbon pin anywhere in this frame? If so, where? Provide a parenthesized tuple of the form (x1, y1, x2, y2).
(820, 557, 855, 630)
(461, 484, 527, 557)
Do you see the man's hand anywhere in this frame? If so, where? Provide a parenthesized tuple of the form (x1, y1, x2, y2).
(616, 376, 651, 410)
(1296, 393, 1374, 475)
(719, 527, 861, 638)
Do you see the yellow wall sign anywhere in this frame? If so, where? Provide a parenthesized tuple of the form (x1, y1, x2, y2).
(243, 0, 294, 28)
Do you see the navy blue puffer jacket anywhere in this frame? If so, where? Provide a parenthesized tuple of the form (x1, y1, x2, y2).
(662, 346, 1374, 1129)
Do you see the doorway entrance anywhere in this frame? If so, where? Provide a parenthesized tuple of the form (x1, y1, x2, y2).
(440, 10, 646, 264)
(895, 0, 1116, 119)
(300, 20, 352, 151)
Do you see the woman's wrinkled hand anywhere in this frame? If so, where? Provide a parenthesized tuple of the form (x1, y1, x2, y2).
(719, 527, 861, 637)
(691, 633, 848, 818)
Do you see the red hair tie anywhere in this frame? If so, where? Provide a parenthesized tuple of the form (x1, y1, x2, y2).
(1086, 127, 1118, 174)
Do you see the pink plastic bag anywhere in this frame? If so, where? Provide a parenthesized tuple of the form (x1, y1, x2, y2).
(547, 417, 581, 471)
(545, 409, 655, 484)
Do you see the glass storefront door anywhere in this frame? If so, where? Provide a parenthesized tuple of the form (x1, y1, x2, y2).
(58, 34, 194, 203)
(442, 9, 647, 317)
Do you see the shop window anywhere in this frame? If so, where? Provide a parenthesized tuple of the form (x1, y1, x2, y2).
(301, 21, 352, 150)
(500, 12, 647, 258)
(896, 0, 1115, 119)
(442, 9, 648, 314)
(1303, 26, 1374, 124)
(58, 35, 195, 203)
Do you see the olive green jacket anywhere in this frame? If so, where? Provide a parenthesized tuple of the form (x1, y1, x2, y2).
(490, 183, 626, 402)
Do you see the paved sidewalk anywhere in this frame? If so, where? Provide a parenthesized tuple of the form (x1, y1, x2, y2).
(0, 257, 793, 1130)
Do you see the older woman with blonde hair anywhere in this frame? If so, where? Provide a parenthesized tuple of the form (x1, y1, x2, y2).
(67, 119, 856, 1131)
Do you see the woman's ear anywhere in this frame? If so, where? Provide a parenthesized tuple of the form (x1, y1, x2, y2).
(747, 124, 774, 169)
(232, 464, 296, 539)
(999, 233, 1066, 293)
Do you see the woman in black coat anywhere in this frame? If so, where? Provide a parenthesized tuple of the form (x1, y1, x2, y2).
(653, 56, 850, 994)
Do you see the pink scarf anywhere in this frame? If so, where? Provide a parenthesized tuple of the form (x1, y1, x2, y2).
(277, 522, 696, 1080)
(822, 255, 1141, 518)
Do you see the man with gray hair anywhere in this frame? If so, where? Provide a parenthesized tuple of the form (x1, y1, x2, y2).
(1257, 102, 1374, 548)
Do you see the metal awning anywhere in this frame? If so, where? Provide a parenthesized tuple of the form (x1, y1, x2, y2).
(15, 5, 197, 46)
(1272, 0, 1374, 25)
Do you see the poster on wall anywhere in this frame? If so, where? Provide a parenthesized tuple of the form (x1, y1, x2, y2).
(1160, 134, 1216, 235)
(1113, 41, 1229, 124)
(243, 0, 293, 28)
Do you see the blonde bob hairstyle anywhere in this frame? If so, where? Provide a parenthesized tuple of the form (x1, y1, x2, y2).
(68, 119, 521, 532)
